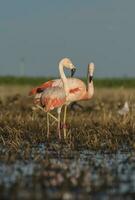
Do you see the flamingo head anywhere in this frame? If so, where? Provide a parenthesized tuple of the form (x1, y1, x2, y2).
(60, 58, 76, 77)
(88, 62, 95, 82)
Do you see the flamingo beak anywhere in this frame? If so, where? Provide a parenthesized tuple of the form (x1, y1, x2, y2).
(89, 75, 93, 82)
(71, 68, 76, 77)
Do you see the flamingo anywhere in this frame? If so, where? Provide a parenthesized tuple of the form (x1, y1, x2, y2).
(60, 62, 95, 138)
(43, 62, 95, 139)
(29, 60, 76, 97)
(29, 58, 76, 107)
(30, 61, 95, 139)
(29, 58, 76, 139)
(65, 62, 95, 103)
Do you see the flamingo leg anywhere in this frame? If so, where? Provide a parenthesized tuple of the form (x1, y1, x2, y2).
(47, 112, 50, 138)
(36, 104, 58, 122)
(57, 107, 62, 140)
(48, 112, 58, 122)
(36, 105, 44, 110)
(63, 104, 68, 139)
(36, 105, 59, 137)
(51, 120, 57, 126)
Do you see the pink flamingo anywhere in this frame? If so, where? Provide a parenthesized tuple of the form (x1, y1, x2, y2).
(29, 60, 76, 97)
(66, 62, 95, 102)
(30, 61, 95, 139)
(29, 58, 76, 139)
(61, 62, 95, 138)
(29, 59, 76, 107)
(42, 62, 95, 139)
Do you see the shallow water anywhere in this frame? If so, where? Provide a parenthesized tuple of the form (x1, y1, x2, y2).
(0, 144, 135, 200)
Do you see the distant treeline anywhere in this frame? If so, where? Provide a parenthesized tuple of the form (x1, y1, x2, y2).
(0, 76, 135, 88)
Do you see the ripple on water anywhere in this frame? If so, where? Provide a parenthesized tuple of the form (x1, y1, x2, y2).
(0, 144, 135, 199)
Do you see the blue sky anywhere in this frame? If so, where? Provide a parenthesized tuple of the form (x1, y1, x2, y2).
(0, 0, 135, 77)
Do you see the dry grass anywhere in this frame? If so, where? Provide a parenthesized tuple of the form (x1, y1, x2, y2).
(0, 85, 135, 153)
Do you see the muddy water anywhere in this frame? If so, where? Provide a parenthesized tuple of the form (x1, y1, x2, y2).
(0, 144, 135, 200)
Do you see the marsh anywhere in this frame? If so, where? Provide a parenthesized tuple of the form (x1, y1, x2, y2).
(0, 85, 135, 199)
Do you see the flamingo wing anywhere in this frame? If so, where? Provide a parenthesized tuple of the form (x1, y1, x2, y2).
(29, 79, 61, 95)
(41, 87, 66, 112)
(69, 87, 81, 94)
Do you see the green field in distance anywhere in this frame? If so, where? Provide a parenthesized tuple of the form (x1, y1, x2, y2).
(0, 76, 135, 88)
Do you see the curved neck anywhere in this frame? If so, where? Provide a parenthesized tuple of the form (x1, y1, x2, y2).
(59, 62, 69, 95)
(86, 67, 94, 99)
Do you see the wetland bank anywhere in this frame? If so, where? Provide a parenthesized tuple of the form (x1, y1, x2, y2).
(0, 83, 135, 199)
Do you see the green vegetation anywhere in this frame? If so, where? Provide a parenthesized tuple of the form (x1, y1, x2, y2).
(0, 76, 135, 87)
(95, 78, 135, 88)
(0, 76, 50, 86)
